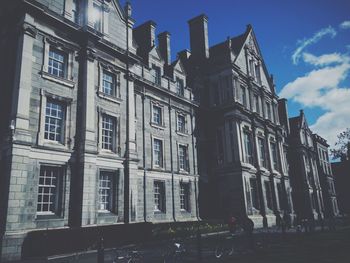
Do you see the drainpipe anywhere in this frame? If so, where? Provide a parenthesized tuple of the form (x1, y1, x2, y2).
(169, 101, 176, 221)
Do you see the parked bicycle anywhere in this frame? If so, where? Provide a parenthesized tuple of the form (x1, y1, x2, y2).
(112, 248, 143, 263)
(214, 234, 235, 259)
(162, 241, 187, 263)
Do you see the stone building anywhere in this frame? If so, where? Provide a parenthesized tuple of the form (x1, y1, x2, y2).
(287, 110, 325, 223)
(332, 155, 350, 215)
(0, 0, 199, 260)
(180, 15, 295, 227)
(313, 134, 339, 218)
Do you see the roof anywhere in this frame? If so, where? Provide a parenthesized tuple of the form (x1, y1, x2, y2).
(209, 32, 247, 57)
(289, 116, 302, 135)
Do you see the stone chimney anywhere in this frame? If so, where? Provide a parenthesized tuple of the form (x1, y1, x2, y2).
(158, 31, 171, 65)
(278, 99, 290, 134)
(133, 20, 156, 53)
(188, 14, 209, 60)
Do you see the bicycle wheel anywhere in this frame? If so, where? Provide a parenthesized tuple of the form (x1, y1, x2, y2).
(214, 243, 224, 259)
(227, 244, 235, 256)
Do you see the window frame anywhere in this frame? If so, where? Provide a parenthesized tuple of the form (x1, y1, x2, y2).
(36, 165, 65, 216)
(178, 144, 189, 172)
(152, 137, 164, 169)
(152, 65, 162, 85)
(151, 103, 164, 127)
(100, 114, 117, 152)
(98, 170, 117, 213)
(154, 180, 166, 213)
(176, 113, 187, 134)
(269, 138, 279, 171)
(243, 129, 253, 165)
(180, 182, 190, 212)
(176, 77, 185, 96)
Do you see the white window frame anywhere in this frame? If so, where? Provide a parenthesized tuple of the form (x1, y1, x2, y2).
(176, 112, 187, 134)
(36, 165, 65, 216)
(98, 170, 117, 213)
(98, 63, 121, 102)
(154, 180, 166, 213)
(176, 77, 185, 96)
(42, 37, 75, 88)
(151, 102, 165, 128)
(180, 182, 190, 212)
(98, 109, 120, 154)
(152, 136, 164, 169)
(178, 143, 189, 172)
(38, 90, 72, 148)
(242, 127, 253, 165)
(152, 65, 162, 85)
(269, 137, 279, 171)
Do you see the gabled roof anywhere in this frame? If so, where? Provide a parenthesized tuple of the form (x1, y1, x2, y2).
(209, 32, 247, 57)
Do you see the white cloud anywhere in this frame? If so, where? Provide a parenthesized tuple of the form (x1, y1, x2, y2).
(291, 26, 337, 64)
(340, 20, 350, 29)
(302, 52, 348, 66)
(280, 54, 350, 148)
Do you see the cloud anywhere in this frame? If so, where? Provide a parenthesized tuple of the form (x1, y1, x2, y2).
(302, 52, 348, 66)
(280, 54, 350, 148)
(291, 26, 337, 64)
(339, 20, 350, 29)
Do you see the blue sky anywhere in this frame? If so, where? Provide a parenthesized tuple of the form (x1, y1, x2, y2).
(121, 0, 350, 148)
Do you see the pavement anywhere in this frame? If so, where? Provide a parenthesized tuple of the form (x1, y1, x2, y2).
(5, 226, 350, 263)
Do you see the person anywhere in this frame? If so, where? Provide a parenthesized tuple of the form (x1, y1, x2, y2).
(242, 216, 254, 250)
(228, 214, 238, 234)
(283, 212, 291, 230)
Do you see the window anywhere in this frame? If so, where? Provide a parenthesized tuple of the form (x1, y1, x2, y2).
(153, 139, 163, 167)
(270, 140, 279, 170)
(48, 48, 66, 78)
(176, 77, 184, 96)
(240, 86, 247, 106)
(44, 100, 65, 143)
(265, 181, 273, 210)
(102, 71, 115, 96)
(180, 183, 190, 211)
(177, 114, 186, 133)
(92, 3, 102, 31)
(153, 65, 161, 85)
(72, 0, 79, 24)
(258, 137, 266, 168)
(255, 64, 261, 83)
(250, 178, 260, 210)
(249, 60, 255, 78)
(37, 166, 63, 215)
(254, 94, 260, 114)
(102, 115, 116, 151)
(266, 102, 271, 120)
(277, 183, 285, 210)
(243, 131, 253, 164)
(154, 181, 165, 212)
(98, 171, 115, 212)
(179, 145, 189, 171)
(152, 105, 162, 125)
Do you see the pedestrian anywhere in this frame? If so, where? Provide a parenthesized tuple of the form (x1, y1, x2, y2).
(283, 212, 291, 230)
(227, 213, 237, 234)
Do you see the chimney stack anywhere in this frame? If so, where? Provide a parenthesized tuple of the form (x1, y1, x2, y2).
(133, 20, 156, 53)
(188, 14, 209, 60)
(278, 99, 290, 134)
(158, 31, 171, 65)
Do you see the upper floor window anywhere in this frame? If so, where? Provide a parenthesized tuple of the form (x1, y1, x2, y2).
(243, 131, 253, 165)
(101, 115, 116, 151)
(258, 137, 266, 168)
(152, 105, 163, 125)
(240, 86, 247, 107)
(102, 70, 115, 96)
(177, 114, 186, 133)
(255, 64, 261, 83)
(37, 166, 64, 215)
(153, 138, 163, 168)
(264, 181, 273, 210)
(176, 77, 184, 96)
(45, 100, 65, 143)
(270, 140, 279, 170)
(72, 0, 80, 24)
(92, 3, 102, 31)
(179, 145, 189, 171)
(48, 48, 67, 78)
(152, 65, 161, 85)
(249, 59, 255, 78)
(266, 102, 272, 120)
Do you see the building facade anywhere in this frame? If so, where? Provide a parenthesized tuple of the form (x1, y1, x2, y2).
(180, 15, 295, 228)
(0, 0, 199, 260)
(332, 157, 350, 215)
(313, 134, 339, 218)
(287, 110, 325, 223)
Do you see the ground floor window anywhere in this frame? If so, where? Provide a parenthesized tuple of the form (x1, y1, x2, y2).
(180, 183, 190, 211)
(37, 166, 64, 215)
(250, 178, 260, 210)
(98, 171, 116, 212)
(154, 181, 166, 212)
(265, 181, 274, 211)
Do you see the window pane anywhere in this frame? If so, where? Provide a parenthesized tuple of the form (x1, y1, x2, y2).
(48, 49, 66, 78)
(102, 115, 115, 151)
(99, 172, 114, 211)
(102, 71, 115, 96)
(44, 101, 64, 142)
(153, 139, 163, 167)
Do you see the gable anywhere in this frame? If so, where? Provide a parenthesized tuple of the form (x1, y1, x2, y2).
(173, 60, 186, 75)
(106, 0, 127, 50)
(234, 29, 273, 93)
(149, 46, 163, 62)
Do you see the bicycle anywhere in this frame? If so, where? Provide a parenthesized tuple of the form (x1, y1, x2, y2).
(112, 248, 144, 263)
(162, 241, 187, 263)
(214, 234, 236, 259)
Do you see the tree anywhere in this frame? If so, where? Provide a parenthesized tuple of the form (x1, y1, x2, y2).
(330, 128, 350, 160)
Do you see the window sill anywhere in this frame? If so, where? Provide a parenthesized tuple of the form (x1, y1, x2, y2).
(35, 213, 63, 220)
(98, 211, 117, 217)
(41, 71, 75, 88)
(41, 140, 68, 150)
(150, 122, 166, 130)
(152, 166, 165, 172)
(154, 210, 166, 215)
(97, 91, 122, 104)
(99, 150, 119, 157)
(176, 130, 189, 137)
(178, 169, 189, 175)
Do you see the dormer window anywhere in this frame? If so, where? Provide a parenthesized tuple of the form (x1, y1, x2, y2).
(92, 3, 102, 31)
(249, 59, 255, 78)
(176, 77, 184, 96)
(255, 64, 261, 83)
(152, 65, 161, 85)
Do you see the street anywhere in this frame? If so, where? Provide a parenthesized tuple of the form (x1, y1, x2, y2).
(46, 227, 350, 263)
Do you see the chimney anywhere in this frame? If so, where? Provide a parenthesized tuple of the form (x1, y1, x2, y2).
(278, 99, 290, 134)
(158, 31, 171, 65)
(188, 14, 209, 60)
(133, 20, 156, 53)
